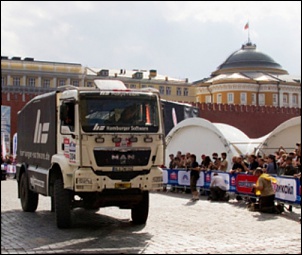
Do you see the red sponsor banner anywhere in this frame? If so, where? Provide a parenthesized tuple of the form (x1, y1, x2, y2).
(170, 171, 178, 180)
(115, 138, 132, 147)
(236, 174, 258, 195)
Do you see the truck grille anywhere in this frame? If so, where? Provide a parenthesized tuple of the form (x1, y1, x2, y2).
(93, 148, 151, 166)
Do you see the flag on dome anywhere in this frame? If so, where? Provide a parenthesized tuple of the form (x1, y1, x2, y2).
(244, 22, 249, 30)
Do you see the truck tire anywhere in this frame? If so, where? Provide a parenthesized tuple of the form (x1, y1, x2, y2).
(2, 174, 6, 181)
(50, 196, 55, 212)
(54, 179, 72, 228)
(131, 191, 149, 224)
(20, 173, 39, 212)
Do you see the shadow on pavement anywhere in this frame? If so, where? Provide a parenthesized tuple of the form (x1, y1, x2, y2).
(157, 189, 301, 223)
(1, 209, 152, 253)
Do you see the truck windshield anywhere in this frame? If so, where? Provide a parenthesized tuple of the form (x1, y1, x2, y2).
(80, 93, 160, 133)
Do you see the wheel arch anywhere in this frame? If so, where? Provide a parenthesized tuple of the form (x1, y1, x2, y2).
(49, 163, 63, 197)
(17, 163, 27, 198)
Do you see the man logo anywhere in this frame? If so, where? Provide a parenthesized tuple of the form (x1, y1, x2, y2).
(33, 110, 50, 144)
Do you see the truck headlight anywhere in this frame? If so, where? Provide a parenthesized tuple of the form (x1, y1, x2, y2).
(76, 178, 92, 185)
(153, 176, 163, 182)
(144, 137, 153, 143)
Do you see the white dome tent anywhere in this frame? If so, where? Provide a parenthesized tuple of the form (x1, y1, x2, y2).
(164, 116, 299, 167)
(213, 123, 268, 157)
(255, 116, 301, 156)
(165, 118, 244, 167)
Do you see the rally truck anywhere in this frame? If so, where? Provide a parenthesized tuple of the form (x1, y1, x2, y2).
(16, 80, 165, 228)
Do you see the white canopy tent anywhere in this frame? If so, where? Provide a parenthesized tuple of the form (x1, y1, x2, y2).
(165, 118, 250, 168)
(165, 116, 300, 167)
(255, 116, 301, 156)
(214, 123, 268, 157)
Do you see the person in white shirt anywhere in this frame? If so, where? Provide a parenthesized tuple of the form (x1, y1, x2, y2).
(208, 173, 228, 201)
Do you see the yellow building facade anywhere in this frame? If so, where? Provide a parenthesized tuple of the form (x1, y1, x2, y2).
(1, 56, 195, 103)
(1, 57, 84, 95)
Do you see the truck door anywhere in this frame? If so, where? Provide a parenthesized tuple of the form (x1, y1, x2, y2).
(60, 101, 78, 164)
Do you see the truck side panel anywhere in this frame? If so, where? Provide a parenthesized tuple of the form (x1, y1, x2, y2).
(17, 91, 57, 170)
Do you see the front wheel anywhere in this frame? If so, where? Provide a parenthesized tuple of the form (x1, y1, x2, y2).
(2, 174, 6, 181)
(131, 191, 149, 224)
(54, 179, 72, 228)
(20, 172, 39, 212)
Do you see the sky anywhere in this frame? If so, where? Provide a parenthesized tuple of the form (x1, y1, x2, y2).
(1, 1, 301, 82)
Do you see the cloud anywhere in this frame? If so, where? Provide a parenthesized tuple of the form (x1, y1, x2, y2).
(1, 1, 301, 81)
(160, 1, 301, 23)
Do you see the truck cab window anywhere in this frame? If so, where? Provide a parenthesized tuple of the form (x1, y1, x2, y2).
(61, 103, 75, 131)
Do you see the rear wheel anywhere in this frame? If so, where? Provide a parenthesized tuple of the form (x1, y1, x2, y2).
(54, 179, 72, 228)
(131, 191, 149, 224)
(20, 173, 39, 212)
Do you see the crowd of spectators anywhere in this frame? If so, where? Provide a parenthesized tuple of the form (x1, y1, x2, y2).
(165, 143, 301, 206)
(164, 143, 300, 218)
(166, 142, 301, 177)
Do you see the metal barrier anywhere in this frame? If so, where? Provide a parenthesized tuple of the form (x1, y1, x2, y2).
(163, 169, 301, 207)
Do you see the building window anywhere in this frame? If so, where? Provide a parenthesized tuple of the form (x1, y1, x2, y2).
(13, 77, 21, 86)
(183, 88, 189, 96)
(259, 93, 265, 106)
(227, 93, 234, 104)
(58, 79, 66, 86)
(176, 87, 182, 96)
(43, 79, 50, 88)
(251, 93, 256, 105)
(205, 95, 211, 103)
(141, 84, 147, 88)
(292, 94, 298, 106)
(217, 94, 222, 104)
(159, 86, 164, 95)
(166, 87, 171, 95)
(72, 80, 79, 87)
(272, 94, 278, 106)
(133, 72, 143, 79)
(1, 76, 6, 86)
(98, 69, 109, 77)
(28, 77, 36, 87)
(130, 84, 136, 89)
(283, 93, 288, 106)
(87, 81, 93, 87)
(240, 92, 247, 105)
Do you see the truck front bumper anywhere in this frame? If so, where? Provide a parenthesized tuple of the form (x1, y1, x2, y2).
(73, 167, 163, 192)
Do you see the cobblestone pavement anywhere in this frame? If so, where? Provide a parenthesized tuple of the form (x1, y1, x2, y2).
(1, 178, 301, 254)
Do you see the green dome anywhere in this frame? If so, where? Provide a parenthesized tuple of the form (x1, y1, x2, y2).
(212, 42, 288, 75)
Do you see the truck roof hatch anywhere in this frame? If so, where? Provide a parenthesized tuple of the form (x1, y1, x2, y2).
(94, 80, 127, 90)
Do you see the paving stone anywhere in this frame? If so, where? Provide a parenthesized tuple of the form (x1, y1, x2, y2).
(1, 179, 301, 254)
